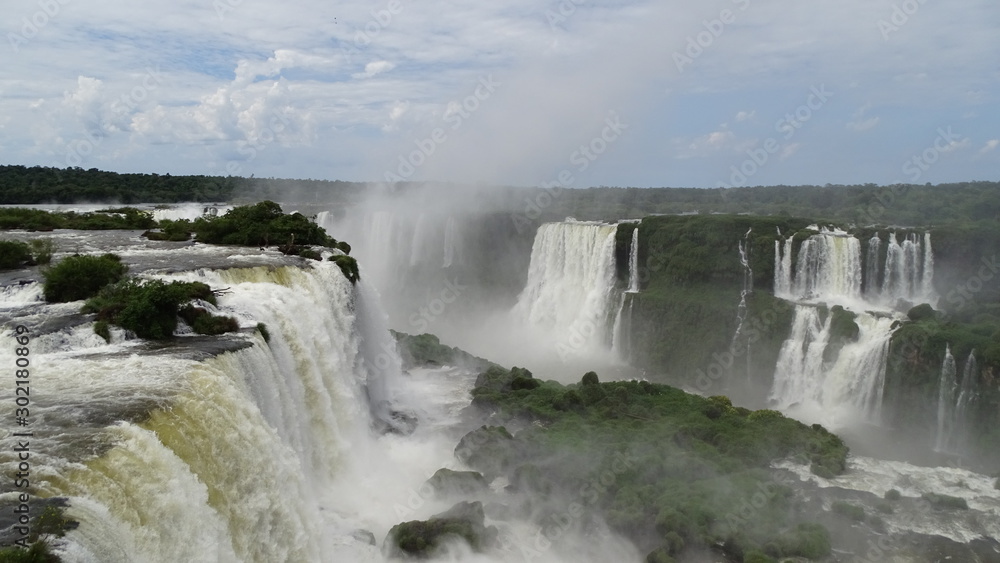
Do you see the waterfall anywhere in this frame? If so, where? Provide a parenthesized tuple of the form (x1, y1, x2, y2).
(611, 293, 634, 362)
(820, 313, 894, 422)
(865, 235, 882, 300)
(1, 261, 413, 562)
(951, 350, 980, 451)
(880, 233, 935, 306)
(513, 221, 618, 356)
(774, 235, 793, 299)
(777, 229, 934, 308)
(731, 229, 753, 380)
(922, 232, 935, 302)
(934, 345, 958, 452)
(770, 305, 833, 412)
(769, 306, 893, 424)
(788, 229, 862, 302)
(627, 227, 640, 293)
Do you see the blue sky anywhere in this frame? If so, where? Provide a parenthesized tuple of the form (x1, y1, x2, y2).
(1, 0, 997, 188)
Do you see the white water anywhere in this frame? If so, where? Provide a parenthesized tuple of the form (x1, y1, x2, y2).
(776, 455, 1000, 544)
(626, 228, 639, 293)
(935, 346, 959, 452)
(0, 260, 397, 562)
(936, 348, 980, 454)
(0, 240, 645, 562)
(775, 229, 936, 309)
(512, 221, 619, 360)
(770, 306, 894, 426)
(955, 350, 979, 437)
(769, 228, 941, 429)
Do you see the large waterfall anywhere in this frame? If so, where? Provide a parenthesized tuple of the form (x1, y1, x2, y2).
(0, 256, 438, 562)
(774, 228, 935, 307)
(769, 228, 936, 428)
(512, 221, 619, 361)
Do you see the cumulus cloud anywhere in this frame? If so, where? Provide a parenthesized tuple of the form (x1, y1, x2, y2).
(354, 60, 396, 79)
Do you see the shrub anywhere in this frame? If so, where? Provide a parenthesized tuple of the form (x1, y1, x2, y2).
(907, 303, 938, 322)
(143, 219, 192, 241)
(93, 321, 111, 343)
(43, 254, 128, 302)
(581, 371, 600, 386)
(831, 501, 866, 522)
(178, 305, 240, 335)
(0, 240, 32, 270)
(192, 201, 333, 247)
(884, 489, 901, 500)
(256, 322, 271, 343)
(329, 255, 360, 284)
(299, 248, 322, 261)
(28, 239, 55, 265)
(83, 279, 225, 340)
(921, 492, 969, 510)
(0, 541, 60, 563)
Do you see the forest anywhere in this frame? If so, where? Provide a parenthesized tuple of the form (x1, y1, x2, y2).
(1, 165, 998, 227)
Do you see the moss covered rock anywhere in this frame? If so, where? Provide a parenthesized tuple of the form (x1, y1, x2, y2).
(384, 501, 498, 559)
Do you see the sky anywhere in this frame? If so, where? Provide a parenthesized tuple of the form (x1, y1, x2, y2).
(1, 0, 998, 189)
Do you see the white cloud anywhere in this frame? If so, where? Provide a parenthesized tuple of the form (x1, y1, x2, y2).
(780, 143, 801, 160)
(353, 60, 396, 79)
(846, 103, 879, 132)
(977, 139, 999, 155)
(735, 110, 755, 122)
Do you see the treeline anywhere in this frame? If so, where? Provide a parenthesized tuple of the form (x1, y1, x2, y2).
(2, 165, 998, 226)
(546, 181, 1000, 225)
(0, 165, 368, 205)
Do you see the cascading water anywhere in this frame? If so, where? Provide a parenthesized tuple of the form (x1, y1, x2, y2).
(770, 305, 832, 412)
(936, 349, 980, 453)
(612, 226, 640, 361)
(864, 235, 882, 300)
(934, 346, 958, 452)
(789, 228, 863, 302)
(731, 229, 753, 381)
(627, 228, 639, 293)
(769, 228, 938, 428)
(0, 256, 421, 562)
(513, 221, 618, 357)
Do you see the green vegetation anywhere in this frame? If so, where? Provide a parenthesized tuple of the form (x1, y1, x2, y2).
(391, 331, 494, 370)
(82, 278, 236, 340)
(93, 320, 111, 343)
(459, 365, 846, 561)
(0, 239, 56, 270)
(42, 254, 128, 302)
(884, 489, 902, 501)
(298, 248, 322, 261)
(426, 468, 489, 497)
(142, 219, 192, 241)
(0, 241, 32, 270)
(0, 207, 156, 231)
(192, 201, 333, 247)
(0, 503, 73, 562)
(0, 165, 238, 203)
(256, 322, 271, 343)
(831, 501, 866, 522)
(0, 541, 60, 563)
(329, 255, 359, 284)
(920, 492, 969, 510)
(385, 501, 497, 559)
